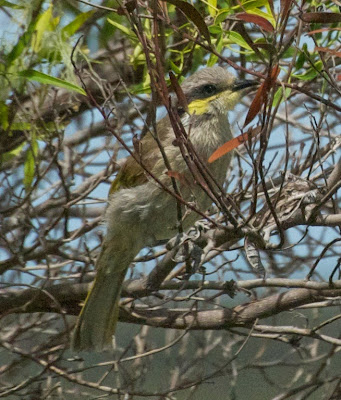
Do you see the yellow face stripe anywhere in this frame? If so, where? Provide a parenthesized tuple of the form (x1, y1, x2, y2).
(187, 89, 242, 116)
(188, 93, 220, 115)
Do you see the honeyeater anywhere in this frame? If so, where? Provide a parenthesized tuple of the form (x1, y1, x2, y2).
(72, 66, 256, 351)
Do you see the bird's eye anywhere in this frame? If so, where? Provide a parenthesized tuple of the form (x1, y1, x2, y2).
(202, 84, 216, 96)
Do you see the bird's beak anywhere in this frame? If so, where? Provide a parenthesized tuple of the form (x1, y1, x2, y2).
(232, 80, 258, 92)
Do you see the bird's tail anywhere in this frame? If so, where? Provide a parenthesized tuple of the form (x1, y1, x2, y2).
(72, 239, 138, 351)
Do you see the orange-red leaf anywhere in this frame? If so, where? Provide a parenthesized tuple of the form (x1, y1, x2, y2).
(243, 82, 266, 127)
(236, 13, 274, 32)
(315, 47, 341, 57)
(208, 127, 261, 163)
(208, 133, 249, 163)
(244, 65, 279, 127)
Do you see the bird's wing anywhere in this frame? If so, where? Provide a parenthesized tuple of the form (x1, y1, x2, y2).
(109, 156, 146, 194)
(109, 116, 171, 195)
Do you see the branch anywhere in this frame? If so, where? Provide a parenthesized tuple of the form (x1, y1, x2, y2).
(117, 287, 341, 330)
(2, 280, 341, 331)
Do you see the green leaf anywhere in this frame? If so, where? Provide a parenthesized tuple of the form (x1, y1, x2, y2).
(207, 0, 217, 17)
(0, 142, 25, 165)
(61, 11, 95, 38)
(238, 0, 269, 10)
(207, 34, 223, 66)
(24, 136, 38, 191)
(0, 101, 9, 129)
(292, 60, 323, 81)
(24, 149, 35, 190)
(273, 87, 292, 107)
(18, 70, 86, 95)
(7, 20, 36, 64)
(107, 18, 135, 38)
(208, 24, 222, 34)
(0, 0, 24, 8)
(295, 51, 306, 70)
(10, 122, 32, 130)
(169, 61, 182, 74)
(215, 10, 231, 24)
(225, 31, 252, 50)
(32, 4, 54, 53)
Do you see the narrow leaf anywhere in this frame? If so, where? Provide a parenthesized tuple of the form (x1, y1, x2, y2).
(244, 65, 279, 127)
(207, 33, 223, 66)
(226, 31, 252, 50)
(292, 61, 323, 81)
(7, 20, 36, 64)
(235, 0, 269, 11)
(18, 70, 86, 95)
(0, 0, 24, 8)
(208, 126, 261, 163)
(207, 0, 217, 17)
(161, 0, 211, 44)
(215, 10, 231, 24)
(267, 0, 274, 15)
(0, 142, 25, 164)
(61, 11, 95, 38)
(273, 87, 291, 108)
(280, 0, 293, 23)
(0, 101, 9, 129)
(307, 27, 341, 35)
(233, 23, 262, 56)
(208, 133, 249, 163)
(23, 137, 38, 191)
(295, 51, 306, 70)
(300, 12, 341, 24)
(169, 71, 188, 112)
(245, 8, 275, 25)
(32, 4, 53, 52)
(107, 18, 135, 37)
(244, 83, 266, 127)
(24, 148, 35, 190)
(236, 12, 274, 32)
(315, 47, 341, 57)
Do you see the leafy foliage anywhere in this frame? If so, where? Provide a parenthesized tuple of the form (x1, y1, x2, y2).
(0, 0, 340, 399)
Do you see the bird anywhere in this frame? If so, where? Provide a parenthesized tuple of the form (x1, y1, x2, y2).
(72, 66, 257, 351)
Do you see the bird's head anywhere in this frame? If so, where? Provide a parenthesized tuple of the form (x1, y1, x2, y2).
(180, 66, 257, 116)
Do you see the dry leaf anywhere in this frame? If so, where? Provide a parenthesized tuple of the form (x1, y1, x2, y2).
(169, 71, 188, 112)
(244, 65, 279, 127)
(236, 13, 274, 32)
(300, 12, 341, 23)
(208, 126, 261, 163)
(307, 27, 341, 35)
(280, 0, 293, 23)
(161, 0, 211, 44)
(315, 47, 341, 57)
